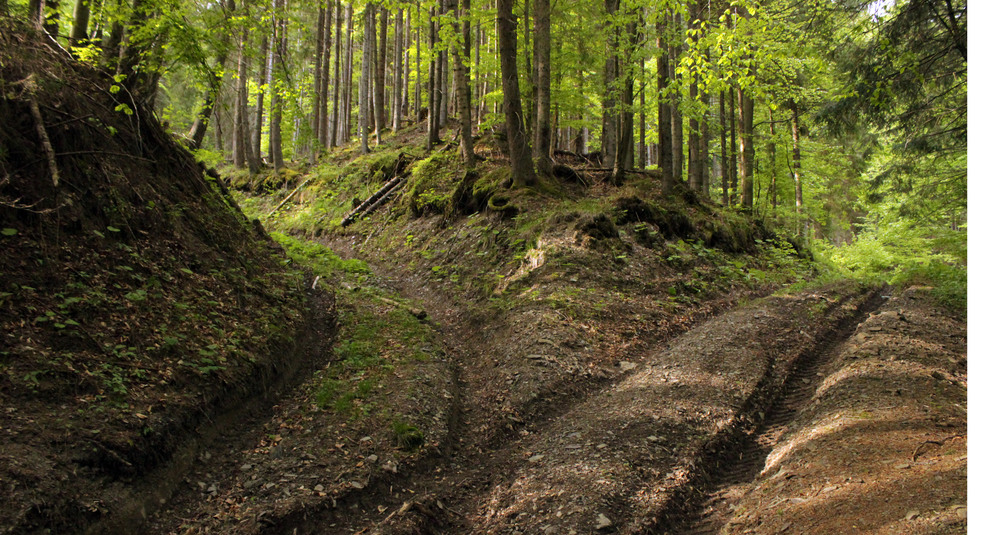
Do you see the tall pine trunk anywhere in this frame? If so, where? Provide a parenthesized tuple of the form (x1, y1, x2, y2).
(612, 13, 638, 184)
(789, 99, 804, 235)
(331, 1, 342, 146)
(252, 33, 269, 165)
(523, 0, 534, 141)
(497, 0, 536, 187)
(532, 0, 552, 175)
(669, 11, 684, 187)
(767, 107, 777, 211)
(737, 85, 754, 210)
(427, 5, 439, 149)
(719, 90, 729, 206)
(70, 0, 91, 47)
(270, 0, 287, 171)
(728, 87, 738, 205)
(375, 6, 388, 142)
(656, 13, 674, 195)
(403, 7, 411, 119)
(415, 5, 422, 123)
(233, 29, 249, 169)
(638, 70, 646, 170)
(453, 0, 476, 169)
(436, 1, 449, 128)
(310, 2, 327, 163)
(600, 0, 620, 166)
(392, 7, 404, 132)
(359, 3, 375, 154)
(319, 0, 332, 149)
(341, 3, 353, 144)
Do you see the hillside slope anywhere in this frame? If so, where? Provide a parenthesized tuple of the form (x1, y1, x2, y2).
(0, 25, 315, 533)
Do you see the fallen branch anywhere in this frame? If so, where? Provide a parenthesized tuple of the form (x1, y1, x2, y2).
(376, 296, 427, 320)
(267, 177, 313, 217)
(911, 434, 965, 462)
(29, 99, 59, 187)
(340, 175, 406, 227)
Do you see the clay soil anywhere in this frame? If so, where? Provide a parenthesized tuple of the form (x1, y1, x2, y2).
(139, 244, 965, 535)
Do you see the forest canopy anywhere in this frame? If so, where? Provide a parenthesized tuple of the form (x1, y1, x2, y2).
(2, 0, 967, 304)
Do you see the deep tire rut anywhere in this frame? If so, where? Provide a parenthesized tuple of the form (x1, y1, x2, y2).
(675, 291, 887, 535)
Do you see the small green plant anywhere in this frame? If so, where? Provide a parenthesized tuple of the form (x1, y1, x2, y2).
(392, 420, 425, 451)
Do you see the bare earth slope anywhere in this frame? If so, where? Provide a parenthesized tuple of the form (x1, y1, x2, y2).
(715, 286, 967, 535)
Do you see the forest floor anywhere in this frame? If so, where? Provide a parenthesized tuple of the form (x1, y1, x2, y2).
(140, 236, 966, 535)
(1, 28, 966, 535)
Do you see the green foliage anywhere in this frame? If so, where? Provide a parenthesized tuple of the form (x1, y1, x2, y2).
(407, 152, 460, 215)
(269, 232, 369, 284)
(814, 223, 966, 312)
(391, 420, 425, 451)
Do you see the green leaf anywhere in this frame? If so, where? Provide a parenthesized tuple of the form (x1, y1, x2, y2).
(1, 228, 16, 236)
(107, 226, 121, 233)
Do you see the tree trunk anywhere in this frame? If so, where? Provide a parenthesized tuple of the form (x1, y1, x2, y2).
(767, 107, 777, 211)
(319, 0, 333, 149)
(42, 0, 60, 38)
(311, 2, 328, 163)
(102, 0, 125, 62)
(532, 0, 552, 175)
(359, 2, 375, 154)
(415, 5, 422, 123)
(252, 33, 269, 164)
(186, 38, 233, 150)
(403, 7, 411, 119)
(473, 18, 481, 124)
(270, 0, 287, 171)
(699, 112, 709, 196)
(70, 0, 91, 47)
(600, 0, 620, 167)
(687, 75, 701, 192)
(342, 3, 353, 144)
(436, 2, 449, 128)
(612, 13, 638, 184)
(719, 90, 729, 206)
(669, 11, 684, 187)
(427, 5, 439, 149)
(523, 0, 534, 141)
(728, 86, 738, 205)
(656, 13, 674, 195)
(331, 0, 342, 146)
(28, 0, 42, 27)
(497, 0, 536, 187)
(638, 71, 646, 170)
(212, 103, 225, 154)
(233, 29, 249, 169)
(738, 85, 754, 210)
(375, 6, 388, 136)
(453, 0, 476, 169)
(392, 7, 404, 132)
(789, 99, 803, 235)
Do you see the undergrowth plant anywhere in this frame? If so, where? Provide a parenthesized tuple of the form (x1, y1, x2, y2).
(812, 224, 966, 312)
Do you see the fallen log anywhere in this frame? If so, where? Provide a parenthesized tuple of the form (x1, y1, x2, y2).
(267, 177, 313, 217)
(340, 175, 406, 227)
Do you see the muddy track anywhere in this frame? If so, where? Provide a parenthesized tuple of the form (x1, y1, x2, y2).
(267, 256, 882, 535)
(137, 229, 884, 535)
(95, 287, 338, 535)
(674, 291, 887, 535)
(273, 242, 778, 535)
